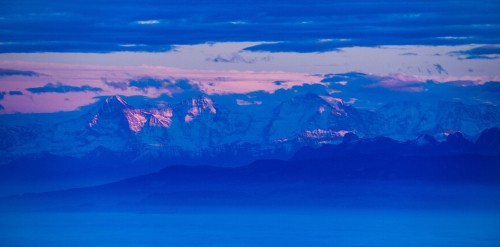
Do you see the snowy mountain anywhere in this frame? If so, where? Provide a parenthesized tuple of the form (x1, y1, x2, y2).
(374, 101, 500, 140)
(264, 93, 360, 146)
(0, 93, 499, 165)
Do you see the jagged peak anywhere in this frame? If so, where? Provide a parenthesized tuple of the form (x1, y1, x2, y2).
(105, 95, 129, 106)
(179, 95, 209, 103)
(89, 96, 134, 129)
(181, 95, 217, 122)
(97, 95, 131, 116)
(192, 96, 215, 108)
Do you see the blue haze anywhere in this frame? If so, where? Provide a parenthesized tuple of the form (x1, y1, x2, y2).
(1, 210, 500, 247)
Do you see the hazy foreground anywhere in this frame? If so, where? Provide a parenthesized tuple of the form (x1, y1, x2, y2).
(2, 209, 500, 247)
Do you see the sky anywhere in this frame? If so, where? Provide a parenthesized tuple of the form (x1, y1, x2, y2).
(0, 0, 499, 113)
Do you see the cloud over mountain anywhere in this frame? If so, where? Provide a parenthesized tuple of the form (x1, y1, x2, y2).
(26, 83, 103, 94)
(322, 72, 500, 108)
(103, 77, 198, 94)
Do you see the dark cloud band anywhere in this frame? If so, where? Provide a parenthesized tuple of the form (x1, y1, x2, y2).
(0, 68, 40, 77)
(0, 0, 498, 53)
(26, 83, 103, 94)
(449, 45, 500, 60)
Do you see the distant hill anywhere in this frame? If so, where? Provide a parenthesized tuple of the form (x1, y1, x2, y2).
(2, 130, 499, 212)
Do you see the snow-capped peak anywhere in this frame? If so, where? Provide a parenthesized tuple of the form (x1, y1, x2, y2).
(89, 96, 130, 128)
(89, 95, 147, 133)
(106, 95, 128, 106)
(183, 96, 217, 122)
(283, 93, 346, 116)
(320, 95, 344, 106)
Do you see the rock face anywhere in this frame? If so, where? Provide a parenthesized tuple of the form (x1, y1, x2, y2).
(89, 95, 173, 133)
(0, 94, 499, 163)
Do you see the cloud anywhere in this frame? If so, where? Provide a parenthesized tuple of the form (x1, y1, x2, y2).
(0, 92, 5, 100)
(136, 20, 160, 25)
(400, 52, 417, 56)
(1, 57, 498, 113)
(449, 45, 500, 60)
(175, 79, 196, 90)
(208, 53, 259, 64)
(0, 0, 499, 52)
(244, 41, 343, 53)
(0, 104, 4, 110)
(103, 80, 128, 90)
(103, 77, 199, 93)
(463, 55, 499, 60)
(0, 68, 40, 77)
(9, 91, 23, 95)
(242, 34, 496, 53)
(26, 82, 103, 94)
(322, 72, 500, 108)
(459, 45, 500, 56)
(0, 42, 173, 53)
(128, 77, 171, 92)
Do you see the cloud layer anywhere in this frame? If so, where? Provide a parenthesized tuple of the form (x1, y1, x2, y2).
(0, 0, 498, 53)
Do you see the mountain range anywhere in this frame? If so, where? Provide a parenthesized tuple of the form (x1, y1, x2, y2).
(0, 123, 499, 197)
(1, 93, 499, 164)
(0, 90, 499, 196)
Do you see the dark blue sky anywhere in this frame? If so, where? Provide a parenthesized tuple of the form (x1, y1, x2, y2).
(1, 0, 499, 52)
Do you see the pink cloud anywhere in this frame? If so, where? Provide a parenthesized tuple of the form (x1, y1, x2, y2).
(364, 74, 426, 92)
(0, 60, 323, 113)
